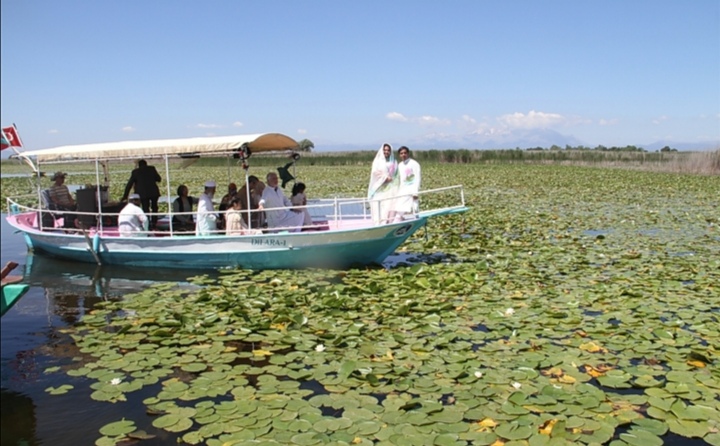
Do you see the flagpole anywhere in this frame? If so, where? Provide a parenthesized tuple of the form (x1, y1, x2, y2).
(2, 124, 40, 175)
(12, 123, 26, 149)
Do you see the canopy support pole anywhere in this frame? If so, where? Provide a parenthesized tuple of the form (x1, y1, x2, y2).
(164, 155, 173, 235)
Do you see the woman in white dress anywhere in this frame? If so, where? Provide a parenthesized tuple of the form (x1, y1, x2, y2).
(367, 143, 399, 224)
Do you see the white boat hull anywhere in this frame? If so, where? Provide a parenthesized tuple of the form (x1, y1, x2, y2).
(7, 212, 444, 269)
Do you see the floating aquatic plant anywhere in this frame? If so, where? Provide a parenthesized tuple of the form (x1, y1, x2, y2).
(15, 164, 719, 445)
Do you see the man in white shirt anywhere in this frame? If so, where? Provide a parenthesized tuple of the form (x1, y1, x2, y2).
(258, 172, 304, 232)
(118, 194, 149, 236)
(196, 180, 219, 236)
(395, 146, 421, 221)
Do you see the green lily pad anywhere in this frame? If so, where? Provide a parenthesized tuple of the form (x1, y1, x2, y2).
(98, 419, 136, 436)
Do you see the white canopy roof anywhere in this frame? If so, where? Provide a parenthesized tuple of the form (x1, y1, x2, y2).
(19, 133, 299, 163)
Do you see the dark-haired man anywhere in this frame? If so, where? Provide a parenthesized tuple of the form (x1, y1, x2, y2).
(395, 146, 421, 221)
(122, 159, 161, 228)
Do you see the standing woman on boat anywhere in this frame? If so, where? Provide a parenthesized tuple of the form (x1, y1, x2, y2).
(122, 159, 162, 229)
(367, 143, 399, 224)
(196, 181, 219, 236)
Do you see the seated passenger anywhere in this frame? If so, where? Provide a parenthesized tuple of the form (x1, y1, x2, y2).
(118, 194, 149, 236)
(48, 171, 78, 229)
(238, 175, 265, 229)
(291, 182, 313, 227)
(217, 182, 238, 230)
(258, 172, 304, 233)
(225, 197, 261, 236)
(48, 171, 76, 210)
(219, 183, 237, 211)
(172, 185, 197, 232)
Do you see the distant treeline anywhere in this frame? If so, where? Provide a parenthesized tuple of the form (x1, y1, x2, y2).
(2, 146, 717, 175)
(192, 146, 715, 168)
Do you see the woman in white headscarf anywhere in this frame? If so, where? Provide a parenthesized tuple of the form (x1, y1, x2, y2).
(367, 143, 399, 224)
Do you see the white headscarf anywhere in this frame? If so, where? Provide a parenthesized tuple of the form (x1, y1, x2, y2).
(367, 143, 398, 199)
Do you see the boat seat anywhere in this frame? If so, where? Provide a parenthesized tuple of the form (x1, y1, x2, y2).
(39, 189, 76, 229)
(40, 189, 60, 210)
(38, 189, 60, 229)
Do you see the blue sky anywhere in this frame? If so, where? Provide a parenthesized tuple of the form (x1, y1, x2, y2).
(1, 0, 719, 152)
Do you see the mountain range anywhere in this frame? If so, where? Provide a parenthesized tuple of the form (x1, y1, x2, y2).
(319, 129, 720, 152)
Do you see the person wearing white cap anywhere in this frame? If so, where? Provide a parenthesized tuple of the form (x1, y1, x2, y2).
(118, 194, 148, 237)
(196, 180, 219, 236)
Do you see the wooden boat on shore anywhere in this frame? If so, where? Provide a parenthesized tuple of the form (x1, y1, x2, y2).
(5, 133, 467, 270)
(1, 261, 29, 316)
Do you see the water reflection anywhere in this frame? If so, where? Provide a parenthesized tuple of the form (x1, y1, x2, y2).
(0, 389, 36, 445)
(1, 213, 208, 445)
(24, 253, 205, 297)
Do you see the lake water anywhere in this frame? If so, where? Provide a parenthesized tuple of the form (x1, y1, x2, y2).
(0, 213, 424, 445)
(0, 214, 205, 445)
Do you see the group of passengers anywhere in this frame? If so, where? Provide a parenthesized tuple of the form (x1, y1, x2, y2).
(49, 144, 420, 237)
(174, 172, 313, 237)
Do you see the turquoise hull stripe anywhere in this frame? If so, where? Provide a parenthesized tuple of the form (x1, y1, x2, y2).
(1, 283, 30, 316)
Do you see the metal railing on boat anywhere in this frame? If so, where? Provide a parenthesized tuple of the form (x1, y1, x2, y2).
(6, 185, 466, 237)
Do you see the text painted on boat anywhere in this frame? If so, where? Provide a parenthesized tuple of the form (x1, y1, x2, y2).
(252, 238, 287, 247)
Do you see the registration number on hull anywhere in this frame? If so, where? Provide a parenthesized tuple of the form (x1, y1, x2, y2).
(251, 238, 287, 247)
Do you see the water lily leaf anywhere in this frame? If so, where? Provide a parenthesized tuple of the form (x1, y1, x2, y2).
(164, 417, 193, 433)
(181, 363, 207, 373)
(501, 402, 530, 415)
(632, 418, 668, 436)
(181, 431, 204, 445)
(152, 413, 181, 429)
(620, 428, 663, 446)
(495, 422, 533, 440)
(666, 419, 710, 438)
(338, 360, 357, 380)
(127, 430, 155, 440)
(95, 436, 118, 446)
(597, 373, 631, 388)
(428, 408, 464, 423)
(705, 433, 720, 446)
(45, 384, 74, 395)
(290, 432, 322, 445)
(671, 403, 713, 421)
(99, 419, 136, 436)
(579, 423, 614, 444)
(633, 375, 662, 387)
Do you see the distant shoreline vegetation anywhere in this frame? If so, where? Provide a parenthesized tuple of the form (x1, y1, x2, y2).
(1, 147, 718, 176)
(215, 148, 720, 175)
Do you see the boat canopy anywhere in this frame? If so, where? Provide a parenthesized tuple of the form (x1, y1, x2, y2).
(17, 133, 299, 163)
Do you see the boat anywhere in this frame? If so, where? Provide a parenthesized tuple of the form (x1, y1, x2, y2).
(5, 133, 467, 270)
(1, 261, 30, 316)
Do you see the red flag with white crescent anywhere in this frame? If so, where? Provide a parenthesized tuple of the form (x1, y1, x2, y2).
(2, 125, 22, 148)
